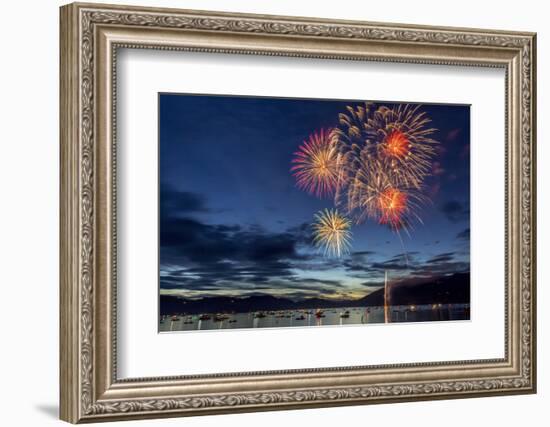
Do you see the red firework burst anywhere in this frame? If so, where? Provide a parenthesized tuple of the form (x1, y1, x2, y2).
(384, 129, 410, 159)
(291, 129, 341, 198)
(377, 188, 408, 229)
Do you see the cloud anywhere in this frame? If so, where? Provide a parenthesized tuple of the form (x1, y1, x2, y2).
(426, 252, 455, 264)
(159, 191, 471, 300)
(342, 248, 469, 286)
(360, 281, 384, 288)
(370, 261, 410, 271)
(412, 250, 468, 278)
(292, 278, 344, 288)
(440, 200, 470, 223)
(160, 264, 347, 298)
(160, 185, 234, 222)
(389, 252, 420, 260)
(352, 251, 377, 256)
(285, 222, 314, 246)
(160, 215, 310, 265)
(456, 228, 470, 240)
(160, 184, 210, 217)
(159, 210, 339, 297)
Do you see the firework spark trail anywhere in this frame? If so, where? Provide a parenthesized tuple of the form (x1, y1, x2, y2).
(291, 129, 342, 198)
(312, 209, 352, 258)
(395, 232, 411, 268)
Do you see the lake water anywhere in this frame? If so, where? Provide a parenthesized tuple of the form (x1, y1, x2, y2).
(159, 304, 470, 332)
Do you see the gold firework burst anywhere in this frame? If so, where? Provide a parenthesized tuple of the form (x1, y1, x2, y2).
(312, 209, 352, 257)
(291, 129, 341, 198)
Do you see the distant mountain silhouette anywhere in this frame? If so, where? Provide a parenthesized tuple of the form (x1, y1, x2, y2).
(160, 272, 470, 315)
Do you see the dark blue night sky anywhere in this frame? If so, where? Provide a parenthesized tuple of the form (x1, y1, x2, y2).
(159, 94, 470, 301)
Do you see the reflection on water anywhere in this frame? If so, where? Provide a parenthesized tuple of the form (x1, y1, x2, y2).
(159, 304, 470, 332)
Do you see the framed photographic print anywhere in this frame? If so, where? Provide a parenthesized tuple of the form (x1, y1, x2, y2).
(158, 95, 471, 332)
(60, 2, 537, 423)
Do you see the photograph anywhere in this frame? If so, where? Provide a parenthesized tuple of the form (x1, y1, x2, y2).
(158, 94, 471, 332)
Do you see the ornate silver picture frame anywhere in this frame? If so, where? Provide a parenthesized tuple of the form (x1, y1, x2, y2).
(60, 2, 536, 423)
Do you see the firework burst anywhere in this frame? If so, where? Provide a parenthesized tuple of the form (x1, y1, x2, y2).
(333, 103, 438, 189)
(378, 188, 408, 229)
(312, 209, 352, 257)
(335, 158, 426, 232)
(331, 102, 437, 233)
(291, 128, 341, 198)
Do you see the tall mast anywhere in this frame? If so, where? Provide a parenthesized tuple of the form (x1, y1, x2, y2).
(384, 270, 390, 323)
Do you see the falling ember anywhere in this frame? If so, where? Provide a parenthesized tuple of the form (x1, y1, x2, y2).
(291, 129, 341, 198)
(312, 209, 352, 258)
(378, 188, 408, 229)
(384, 129, 410, 159)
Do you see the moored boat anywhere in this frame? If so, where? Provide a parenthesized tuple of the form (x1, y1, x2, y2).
(213, 313, 229, 322)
